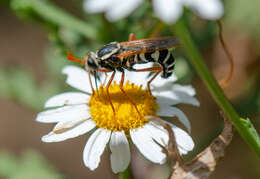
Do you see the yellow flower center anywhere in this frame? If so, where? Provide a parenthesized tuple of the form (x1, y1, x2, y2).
(88, 81, 158, 132)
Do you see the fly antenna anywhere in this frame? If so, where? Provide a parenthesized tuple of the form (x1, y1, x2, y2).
(67, 52, 85, 64)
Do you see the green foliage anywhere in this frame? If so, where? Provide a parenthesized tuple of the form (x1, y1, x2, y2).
(225, 0, 260, 43)
(10, 0, 97, 40)
(174, 56, 194, 84)
(0, 0, 11, 6)
(0, 150, 64, 179)
(236, 85, 260, 116)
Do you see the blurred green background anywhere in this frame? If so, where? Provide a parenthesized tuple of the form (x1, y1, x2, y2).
(0, 0, 260, 178)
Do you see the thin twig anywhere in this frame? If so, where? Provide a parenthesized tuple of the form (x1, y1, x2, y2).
(217, 20, 234, 88)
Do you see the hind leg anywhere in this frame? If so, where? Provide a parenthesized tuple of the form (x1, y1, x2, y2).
(134, 66, 163, 95)
(129, 33, 138, 41)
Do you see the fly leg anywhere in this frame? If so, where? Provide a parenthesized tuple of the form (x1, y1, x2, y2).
(97, 69, 116, 114)
(105, 71, 116, 114)
(134, 66, 163, 95)
(88, 70, 95, 95)
(129, 33, 138, 41)
(119, 70, 141, 115)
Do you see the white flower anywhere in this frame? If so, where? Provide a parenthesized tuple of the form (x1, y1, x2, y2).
(36, 65, 199, 173)
(83, 0, 223, 24)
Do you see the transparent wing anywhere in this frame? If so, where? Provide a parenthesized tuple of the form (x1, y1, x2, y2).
(118, 37, 179, 58)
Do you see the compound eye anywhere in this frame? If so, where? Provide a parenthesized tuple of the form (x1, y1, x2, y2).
(85, 53, 98, 70)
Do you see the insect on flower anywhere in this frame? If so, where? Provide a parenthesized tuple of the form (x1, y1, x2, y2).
(67, 33, 179, 114)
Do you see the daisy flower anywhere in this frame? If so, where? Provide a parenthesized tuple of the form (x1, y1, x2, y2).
(36, 65, 199, 173)
(83, 0, 223, 24)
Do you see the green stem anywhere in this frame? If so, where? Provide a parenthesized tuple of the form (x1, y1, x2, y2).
(174, 18, 260, 156)
(119, 166, 132, 179)
(11, 0, 97, 40)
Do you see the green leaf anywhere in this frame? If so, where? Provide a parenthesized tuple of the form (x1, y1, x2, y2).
(240, 118, 260, 142)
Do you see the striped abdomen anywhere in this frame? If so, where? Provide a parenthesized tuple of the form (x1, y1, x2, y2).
(135, 49, 175, 78)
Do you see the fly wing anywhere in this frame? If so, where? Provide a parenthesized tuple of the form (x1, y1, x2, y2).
(118, 37, 179, 58)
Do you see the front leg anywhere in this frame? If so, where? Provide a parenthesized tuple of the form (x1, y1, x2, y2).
(106, 71, 116, 114)
(119, 70, 140, 115)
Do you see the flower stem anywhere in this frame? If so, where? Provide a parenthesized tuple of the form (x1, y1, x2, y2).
(174, 18, 260, 156)
(119, 166, 132, 179)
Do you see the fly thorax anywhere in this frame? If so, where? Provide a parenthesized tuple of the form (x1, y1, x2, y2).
(97, 42, 120, 60)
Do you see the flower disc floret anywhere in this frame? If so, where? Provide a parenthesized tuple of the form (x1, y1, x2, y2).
(89, 81, 158, 132)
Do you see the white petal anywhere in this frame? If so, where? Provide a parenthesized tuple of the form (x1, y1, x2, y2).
(156, 96, 179, 106)
(150, 74, 177, 92)
(171, 85, 200, 106)
(44, 92, 90, 108)
(147, 120, 194, 155)
(110, 70, 150, 87)
(129, 63, 161, 87)
(172, 84, 196, 96)
(100, 72, 122, 87)
(173, 94, 200, 106)
(105, 0, 143, 21)
(41, 119, 96, 142)
(144, 121, 169, 147)
(157, 105, 191, 133)
(154, 90, 200, 106)
(153, 0, 183, 24)
(110, 131, 130, 173)
(130, 127, 166, 164)
(83, 128, 111, 170)
(62, 66, 97, 94)
(185, 0, 224, 20)
(164, 121, 194, 154)
(36, 104, 90, 123)
(83, 0, 112, 13)
(153, 91, 179, 103)
(126, 71, 149, 87)
(110, 71, 123, 86)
